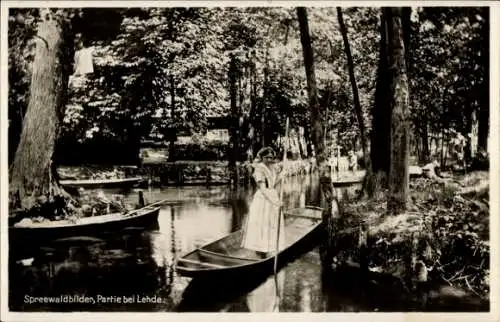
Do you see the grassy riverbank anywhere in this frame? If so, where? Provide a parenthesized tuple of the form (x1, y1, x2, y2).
(334, 171, 489, 301)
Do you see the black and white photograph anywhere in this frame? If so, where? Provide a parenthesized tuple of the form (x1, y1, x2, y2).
(1, 1, 498, 320)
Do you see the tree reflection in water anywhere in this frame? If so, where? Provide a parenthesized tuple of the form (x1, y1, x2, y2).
(11, 174, 381, 312)
(9, 174, 486, 312)
(230, 188, 251, 232)
(299, 278, 312, 312)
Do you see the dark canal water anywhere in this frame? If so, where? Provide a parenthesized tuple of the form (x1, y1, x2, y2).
(9, 175, 432, 312)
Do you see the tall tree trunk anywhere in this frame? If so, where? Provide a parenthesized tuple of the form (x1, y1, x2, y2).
(8, 109, 24, 166)
(261, 49, 270, 149)
(242, 56, 253, 160)
(10, 9, 73, 210)
(248, 50, 258, 160)
(125, 120, 141, 166)
(401, 7, 412, 71)
(297, 8, 324, 161)
(228, 55, 240, 189)
(365, 7, 412, 198)
(477, 89, 489, 153)
(246, 52, 256, 157)
(366, 8, 392, 197)
(337, 7, 371, 173)
(279, 21, 290, 88)
(440, 120, 446, 167)
(168, 75, 177, 162)
(421, 116, 430, 163)
(469, 109, 479, 158)
(238, 66, 245, 160)
(297, 7, 337, 267)
(386, 7, 410, 214)
(238, 67, 244, 113)
(477, 85, 490, 151)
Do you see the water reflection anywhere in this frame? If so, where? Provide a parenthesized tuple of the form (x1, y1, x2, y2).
(245, 272, 285, 312)
(230, 189, 251, 232)
(10, 174, 369, 312)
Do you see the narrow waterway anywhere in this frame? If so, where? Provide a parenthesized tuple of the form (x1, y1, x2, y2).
(9, 175, 423, 312)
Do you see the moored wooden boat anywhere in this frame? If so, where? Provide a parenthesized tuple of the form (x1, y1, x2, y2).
(59, 177, 143, 189)
(332, 177, 364, 187)
(331, 166, 425, 186)
(331, 170, 365, 187)
(176, 206, 323, 280)
(9, 205, 160, 244)
(332, 174, 365, 186)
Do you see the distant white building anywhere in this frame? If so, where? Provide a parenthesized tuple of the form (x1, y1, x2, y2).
(205, 129, 229, 142)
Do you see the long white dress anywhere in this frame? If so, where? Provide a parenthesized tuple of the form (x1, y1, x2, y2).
(241, 162, 285, 253)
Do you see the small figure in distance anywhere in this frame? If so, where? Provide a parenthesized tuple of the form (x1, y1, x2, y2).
(422, 159, 442, 180)
(348, 150, 358, 174)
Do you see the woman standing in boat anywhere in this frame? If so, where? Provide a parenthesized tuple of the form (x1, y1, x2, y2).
(241, 147, 285, 258)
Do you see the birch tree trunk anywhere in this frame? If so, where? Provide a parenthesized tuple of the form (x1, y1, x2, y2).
(470, 110, 479, 158)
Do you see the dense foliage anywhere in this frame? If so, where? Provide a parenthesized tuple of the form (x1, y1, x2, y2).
(8, 7, 488, 164)
(337, 172, 489, 299)
(408, 8, 489, 163)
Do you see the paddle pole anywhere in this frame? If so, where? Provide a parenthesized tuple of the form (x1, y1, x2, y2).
(273, 117, 289, 311)
(148, 182, 153, 204)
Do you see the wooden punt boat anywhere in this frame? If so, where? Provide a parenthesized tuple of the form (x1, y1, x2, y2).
(331, 166, 430, 186)
(176, 206, 323, 280)
(9, 205, 160, 244)
(59, 177, 142, 189)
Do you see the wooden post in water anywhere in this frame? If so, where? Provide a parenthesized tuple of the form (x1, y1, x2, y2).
(337, 144, 341, 179)
(319, 175, 339, 267)
(205, 167, 212, 187)
(148, 178, 153, 202)
(138, 190, 145, 207)
(162, 205, 176, 295)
